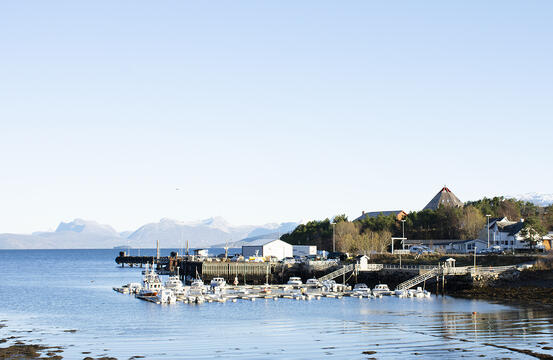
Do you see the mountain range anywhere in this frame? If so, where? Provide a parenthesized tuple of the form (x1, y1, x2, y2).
(0, 217, 299, 250)
(513, 193, 553, 207)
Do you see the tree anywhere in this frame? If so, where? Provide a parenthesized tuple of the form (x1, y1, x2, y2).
(459, 206, 486, 240)
(520, 217, 547, 250)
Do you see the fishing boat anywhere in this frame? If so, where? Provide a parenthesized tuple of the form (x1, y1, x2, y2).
(137, 264, 163, 297)
(165, 275, 185, 296)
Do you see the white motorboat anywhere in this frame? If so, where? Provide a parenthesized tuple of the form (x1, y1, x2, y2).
(408, 287, 431, 298)
(394, 289, 408, 297)
(322, 279, 337, 292)
(156, 288, 177, 304)
(190, 278, 206, 295)
(372, 284, 392, 296)
(114, 282, 141, 294)
(138, 264, 163, 297)
(287, 277, 303, 286)
(306, 278, 321, 287)
(352, 283, 371, 295)
(164, 275, 186, 296)
(210, 277, 227, 289)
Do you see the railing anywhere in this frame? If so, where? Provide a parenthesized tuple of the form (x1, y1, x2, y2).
(396, 267, 441, 290)
(318, 264, 355, 281)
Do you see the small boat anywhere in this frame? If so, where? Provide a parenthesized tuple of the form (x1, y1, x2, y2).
(322, 279, 337, 292)
(394, 289, 408, 297)
(287, 277, 303, 286)
(352, 283, 371, 295)
(372, 284, 392, 296)
(306, 278, 321, 287)
(165, 275, 185, 296)
(408, 287, 431, 298)
(156, 288, 177, 304)
(210, 277, 227, 289)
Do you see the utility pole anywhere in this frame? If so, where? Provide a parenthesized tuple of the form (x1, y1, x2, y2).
(401, 219, 406, 249)
(486, 214, 491, 248)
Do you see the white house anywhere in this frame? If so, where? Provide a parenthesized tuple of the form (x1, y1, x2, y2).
(242, 239, 293, 260)
(479, 217, 544, 251)
(292, 245, 317, 257)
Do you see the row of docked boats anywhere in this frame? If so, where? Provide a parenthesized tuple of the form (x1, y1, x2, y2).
(113, 266, 431, 305)
(113, 264, 229, 304)
(287, 277, 431, 298)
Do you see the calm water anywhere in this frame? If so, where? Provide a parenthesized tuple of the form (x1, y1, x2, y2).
(1, 249, 553, 359)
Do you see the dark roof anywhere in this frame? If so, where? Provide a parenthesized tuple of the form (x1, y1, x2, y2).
(499, 222, 525, 236)
(355, 210, 405, 221)
(423, 186, 463, 210)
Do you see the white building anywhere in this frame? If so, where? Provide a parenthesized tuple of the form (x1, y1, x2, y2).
(292, 245, 317, 257)
(242, 239, 293, 260)
(479, 217, 544, 251)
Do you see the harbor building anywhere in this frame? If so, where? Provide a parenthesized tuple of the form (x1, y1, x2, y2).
(242, 239, 293, 260)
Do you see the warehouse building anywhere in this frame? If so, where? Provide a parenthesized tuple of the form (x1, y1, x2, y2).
(242, 239, 293, 260)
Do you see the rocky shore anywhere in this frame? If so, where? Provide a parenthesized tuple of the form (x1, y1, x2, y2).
(450, 269, 553, 307)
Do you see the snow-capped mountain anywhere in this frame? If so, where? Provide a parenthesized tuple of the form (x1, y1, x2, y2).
(514, 193, 553, 207)
(0, 217, 299, 249)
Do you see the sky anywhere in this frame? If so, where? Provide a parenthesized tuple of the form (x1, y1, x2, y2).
(1, 1, 552, 233)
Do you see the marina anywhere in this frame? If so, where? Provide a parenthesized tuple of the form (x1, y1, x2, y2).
(113, 261, 435, 305)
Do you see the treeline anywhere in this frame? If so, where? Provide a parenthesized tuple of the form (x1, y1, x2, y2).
(280, 196, 553, 253)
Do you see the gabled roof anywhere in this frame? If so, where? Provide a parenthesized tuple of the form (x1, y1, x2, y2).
(423, 186, 463, 210)
(241, 239, 290, 247)
(498, 222, 525, 236)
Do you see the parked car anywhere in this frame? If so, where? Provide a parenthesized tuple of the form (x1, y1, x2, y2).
(282, 257, 296, 264)
(409, 246, 433, 254)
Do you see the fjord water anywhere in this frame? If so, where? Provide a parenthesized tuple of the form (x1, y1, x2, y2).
(1, 250, 553, 359)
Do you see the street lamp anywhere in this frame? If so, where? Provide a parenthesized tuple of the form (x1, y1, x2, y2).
(486, 214, 491, 248)
(400, 219, 406, 249)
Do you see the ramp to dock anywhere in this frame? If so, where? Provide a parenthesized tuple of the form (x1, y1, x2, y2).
(317, 264, 355, 282)
(395, 267, 440, 290)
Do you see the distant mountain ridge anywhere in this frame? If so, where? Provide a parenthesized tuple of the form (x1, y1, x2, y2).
(513, 193, 553, 207)
(0, 217, 299, 249)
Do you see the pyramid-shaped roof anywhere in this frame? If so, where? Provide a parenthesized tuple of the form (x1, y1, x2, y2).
(423, 186, 463, 210)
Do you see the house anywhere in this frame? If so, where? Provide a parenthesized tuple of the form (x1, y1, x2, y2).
(478, 217, 545, 251)
(242, 239, 293, 260)
(423, 186, 463, 210)
(355, 255, 370, 270)
(355, 210, 407, 221)
(403, 238, 488, 254)
(292, 245, 317, 257)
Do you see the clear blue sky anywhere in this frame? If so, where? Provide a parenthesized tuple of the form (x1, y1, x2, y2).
(1, 1, 552, 233)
